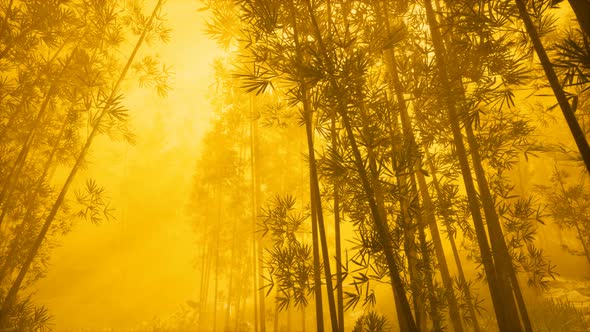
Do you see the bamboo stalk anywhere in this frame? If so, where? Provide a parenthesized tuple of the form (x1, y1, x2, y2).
(422, 0, 523, 330)
(301, 1, 418, 329)
(515, 0, 590, 174)
(0, 0, 164, 324)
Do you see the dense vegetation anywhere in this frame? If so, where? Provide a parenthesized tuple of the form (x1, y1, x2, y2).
(1, 0, 590, 331)
(190, 0, 590, 331)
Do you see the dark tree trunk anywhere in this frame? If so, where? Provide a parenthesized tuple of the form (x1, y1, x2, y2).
(568, 0, 590, 36)
(427, 157, 482, 332)
(423, 0, 523, 330)
(463, 122, 532, 332)
(287, 2, 336, 331)
(301, 1, 419, 329)
(516, 0, 590, 174)
(249, 95, 266, 332)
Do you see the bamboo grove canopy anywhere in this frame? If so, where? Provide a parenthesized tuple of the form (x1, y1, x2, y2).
(1, 0, 590, 331)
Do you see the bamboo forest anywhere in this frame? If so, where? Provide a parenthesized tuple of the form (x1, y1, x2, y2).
(3, 0, 590, 331)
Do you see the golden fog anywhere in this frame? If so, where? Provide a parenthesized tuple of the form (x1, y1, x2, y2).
(1, 0, 590, 331)
(8, 0, 222, 329)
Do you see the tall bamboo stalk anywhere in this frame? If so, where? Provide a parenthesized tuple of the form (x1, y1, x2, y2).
(422, 0, 523, 330)
(302, 1, 417, 329)
(463, 121, 532, 332)
(0, 0, 164, 324)
(411, 174, 442, 330)
(198, 226, 212, 328)
(515, 0, 590, 174)
(0, 110, 70, 286)
(436, 6, 532, 326)
(249, 95, 264, 332)
(567, 0, 590, 39)
(432, 1, 533, 328)
(330, 97, 345, 332)
(288, 1, 339, 330)
(326, 3, 344, 329)
(427, 156, 482, 332)
(372, 3, 465, 329)
(359, 87, 424, 329)
(213, 186, 223, 332)
(0, 49, 77, 224)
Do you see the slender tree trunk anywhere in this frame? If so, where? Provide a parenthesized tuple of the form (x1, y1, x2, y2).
(331, 104, 345, 332)
(307, 132, 339, 332)
(515, 0, 590, 174)
(0, 51, 74, 222)
(416, 170, 465, 332)
(422, 1, 523, 330)
(568, 0, 590, 37)
(288, 2, 339, 330)
(378, 38, 463, 332)
(372, 3, 440, 328)
(280, 41, 328, 332)
(463, 121, 532, 332)
(250, 96, 266, 332)
(0, 114, 69, 286)
(383, 89, 423, 331)
(442, 6, 530, 315)
(411, 174, 442, 331)
(427, 157, 482, 332)
(224, 211, 238, 332)
(301, 1, 418, 330)
(363, 95, 424, 330)
(356, 81, 422, 330)
(398, 174, 424, 330)
(376, 0, 465, 323)
(338, 89, 418, 332)
(433, 1, 529, 328)
(0, 28, 93, 227)
(308, 177, 325, 332)
(326, 2, 345, 329)
(198, 185, 215, 329)
(0, 0, 163, 324)
(438, 17, 530, 326)
(333, 184, 344, 332)
(198, 231, 211, 328)
(213, 187, 223, 332)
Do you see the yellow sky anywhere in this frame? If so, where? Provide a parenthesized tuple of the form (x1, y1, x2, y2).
(34, 1, 222, 329)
